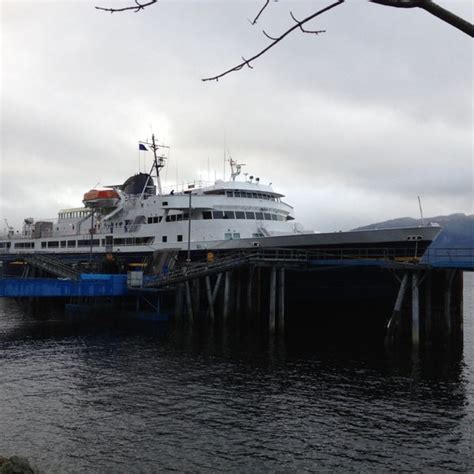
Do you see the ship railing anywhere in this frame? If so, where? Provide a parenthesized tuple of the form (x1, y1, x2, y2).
(161, 180, 213, 195)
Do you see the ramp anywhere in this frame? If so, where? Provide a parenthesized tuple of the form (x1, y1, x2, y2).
(22, 254, 82, 280)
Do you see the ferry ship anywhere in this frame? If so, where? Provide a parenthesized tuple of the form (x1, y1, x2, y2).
(0, 136, 441, 272)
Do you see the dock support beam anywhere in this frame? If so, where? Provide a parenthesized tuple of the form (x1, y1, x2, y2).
(269, 266, 277, 334)
(192, 278, 200, 318)
(205, 276, 214, 323)
(385, 272, 409, 348)
(212, 273, 223, 304)
(444, 270, 455, 338)
(424, 272, 432, 346)
(223, 271, 231, 322)
(175, 283, 184, 320)
(246, 266, 254, 316)
(278, 267, 285, 334)
(412, 272, 420, 348)
(185, 281, 193, 323)
(235, 274, 241, 316)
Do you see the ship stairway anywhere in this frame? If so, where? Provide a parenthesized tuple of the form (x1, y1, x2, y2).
(22, 254, 82, 280)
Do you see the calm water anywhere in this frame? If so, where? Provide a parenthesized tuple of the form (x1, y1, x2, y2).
(0, 276, 473, 472)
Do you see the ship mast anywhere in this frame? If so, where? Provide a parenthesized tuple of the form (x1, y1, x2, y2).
(139, 134, 169, 197)
(229, 158, 245, 181)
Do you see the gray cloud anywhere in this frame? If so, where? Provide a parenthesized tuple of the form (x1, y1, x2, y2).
(1, 0, 472, 232)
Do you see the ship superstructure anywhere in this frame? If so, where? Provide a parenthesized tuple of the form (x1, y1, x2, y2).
(0, 136, 442, 265)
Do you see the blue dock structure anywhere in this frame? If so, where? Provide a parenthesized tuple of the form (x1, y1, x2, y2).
(0, 247, 472, 349)
(0, 274, 128, 298)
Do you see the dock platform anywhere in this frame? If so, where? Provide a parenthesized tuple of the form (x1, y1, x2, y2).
(0, 246, 472, 350)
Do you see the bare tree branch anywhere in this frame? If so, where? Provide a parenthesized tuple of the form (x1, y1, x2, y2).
(249, 0, 270, 25)
(202, 0, 344, 82)
(290, 11, 326, 34)
(242, 57, 254, 69)
(95, 0, 157, 13)
(262, 30, 278, 41)
(370, 0, 474, 37)
(369, 0, 425, 6)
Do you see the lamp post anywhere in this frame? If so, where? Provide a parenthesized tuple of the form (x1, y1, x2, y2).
(89, 211, 95, 268)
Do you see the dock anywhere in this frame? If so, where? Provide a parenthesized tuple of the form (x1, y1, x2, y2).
(0, 247, 472, 350)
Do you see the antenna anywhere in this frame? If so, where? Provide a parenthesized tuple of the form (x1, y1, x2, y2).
(223, 129, 227, 181)
(229, 158, 245, 181)
(418, 196, 425, 227)
(139, 134, 169, 197)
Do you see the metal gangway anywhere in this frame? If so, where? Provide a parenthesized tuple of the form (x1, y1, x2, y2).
(144, 249, 313, 289)
(22, 254, 82, 280)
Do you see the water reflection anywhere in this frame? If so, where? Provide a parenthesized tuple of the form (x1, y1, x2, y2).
(0, 297, 472, 472)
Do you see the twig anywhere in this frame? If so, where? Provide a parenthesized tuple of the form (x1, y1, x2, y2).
(95, 0, 157, 13)
(262, 30, 278, 41)
(202, 0, 344, 82)
(249, 0, 270, 25)
(290, 11, 326, 34)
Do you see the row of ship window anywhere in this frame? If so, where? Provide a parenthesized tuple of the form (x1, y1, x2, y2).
(7, 237, 156, 249)
(225, 191, 278, 201)
(146, 211, 289, 224)
(58, 211, 89, 220)
(203, 211, 287, 221)
(2, 233, 246, 249)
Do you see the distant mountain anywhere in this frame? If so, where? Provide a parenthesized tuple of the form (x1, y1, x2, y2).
(353, 213, 474, 248)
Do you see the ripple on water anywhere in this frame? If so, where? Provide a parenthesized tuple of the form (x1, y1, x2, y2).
(0, 286, 473, 472)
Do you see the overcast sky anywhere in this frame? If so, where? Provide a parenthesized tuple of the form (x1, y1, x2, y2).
(1, 0, 472, 232)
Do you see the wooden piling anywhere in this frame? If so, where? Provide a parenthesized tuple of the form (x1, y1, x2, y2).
(246, 266, 254, 316)
(269, 265, 277, 334)
(444, 270, 455, 337)
(385, 272, 409, 348)
(212, 273, 223, 305)
(412, 272, 420, 347)
(424, 271, 432, 345)
(235, 273, 241, 316)
(205, 275, 215, 323)
(175, 283, 184, 320)
(278, 267, 285, 334)
(223, 271, 231, 322)
(256, 267, 262, 317)
(457, 271, 464, 342)
(185, 280, 193, 323)
(192, 278, 200, 318)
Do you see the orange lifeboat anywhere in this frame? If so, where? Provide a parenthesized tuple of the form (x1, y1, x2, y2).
(83, 189, 120, 208)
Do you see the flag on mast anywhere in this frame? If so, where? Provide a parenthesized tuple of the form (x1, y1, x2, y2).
(139, 143, 148, 151)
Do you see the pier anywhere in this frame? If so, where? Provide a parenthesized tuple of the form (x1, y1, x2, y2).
(0, 247, 472, 350)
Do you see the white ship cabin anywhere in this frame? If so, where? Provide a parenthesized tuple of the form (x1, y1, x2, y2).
(0, 170, 305, 254)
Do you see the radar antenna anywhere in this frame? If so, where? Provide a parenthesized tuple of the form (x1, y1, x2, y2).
(229, 158, 245, 181)
(4, 218, 14, 237)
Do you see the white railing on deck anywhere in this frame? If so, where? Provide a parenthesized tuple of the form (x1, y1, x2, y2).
(161, 180, 213, 195)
